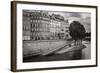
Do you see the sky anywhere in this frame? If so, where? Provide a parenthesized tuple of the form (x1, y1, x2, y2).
(48, 11, 91, 32)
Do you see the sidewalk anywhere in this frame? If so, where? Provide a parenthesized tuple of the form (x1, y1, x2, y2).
(55, 44, 86, 54)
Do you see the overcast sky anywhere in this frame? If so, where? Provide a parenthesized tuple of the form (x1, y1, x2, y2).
(48, 11, 91, 32)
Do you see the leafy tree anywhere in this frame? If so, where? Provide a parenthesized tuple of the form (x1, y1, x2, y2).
(69, 21, 86, 45)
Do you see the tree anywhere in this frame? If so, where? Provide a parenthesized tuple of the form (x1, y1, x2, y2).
(69, 21, 86, 45)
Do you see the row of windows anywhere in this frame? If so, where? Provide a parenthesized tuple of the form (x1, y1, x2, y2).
(31, 24, 50, 28)
(23, 26, 68, 33)
(23, 35, 69, 40)
(30, 17, 50, 21)
(30, 19, 65, 24)
(23, 24, 64, 29)
(30, 13, 49, 18)
(23, 26, 69, 34)
(30, 23, 67, 27)
(30, 32, 60, 35)
(30, 36, 65, 40)
(23, 31, 69, 40)
(31, 28, 49, 32)
(31, 20, 50, 23)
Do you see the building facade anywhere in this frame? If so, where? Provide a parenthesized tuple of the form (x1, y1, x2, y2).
(23, 10, 70, 40)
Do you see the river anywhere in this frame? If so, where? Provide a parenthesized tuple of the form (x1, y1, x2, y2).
(82, 41, 91, 59)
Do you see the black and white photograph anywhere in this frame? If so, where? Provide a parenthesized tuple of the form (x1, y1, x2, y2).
(11, 1, 97, 71)
(23, 10, 91, 62)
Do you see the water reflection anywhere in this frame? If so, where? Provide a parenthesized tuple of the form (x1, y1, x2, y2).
(82, 41, 91, 59)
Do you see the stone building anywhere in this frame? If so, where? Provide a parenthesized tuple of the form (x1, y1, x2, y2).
(23, 10, 31, 40)
(23, 10, 70, 40)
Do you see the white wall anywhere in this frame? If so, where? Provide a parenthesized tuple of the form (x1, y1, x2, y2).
(0, 0, 99, 73)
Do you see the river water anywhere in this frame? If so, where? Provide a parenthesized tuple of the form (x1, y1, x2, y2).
(82, 41, 91, 59)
